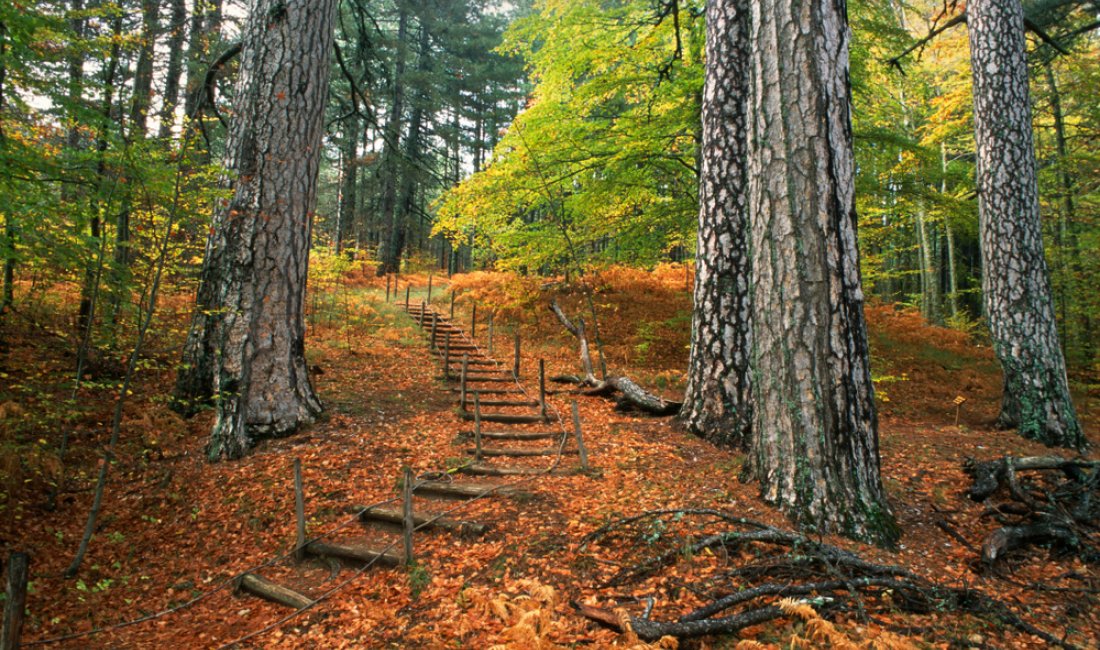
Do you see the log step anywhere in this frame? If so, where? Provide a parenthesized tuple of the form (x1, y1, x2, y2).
(463, 399, 539, 407)
(356, 505, 489, 536)
(460, 463, 572, 477)
(473, 430, 559, 441)
(438, 357, 496, 366)
(239, 573, 313, 609)
(305, 540, 403, 566)
(414, 480, 528, 499)
(462, 412, 547, 424)
(469, 447, 576, 457)
(448, 388, 524, 395)
(460, 377, 517, 384)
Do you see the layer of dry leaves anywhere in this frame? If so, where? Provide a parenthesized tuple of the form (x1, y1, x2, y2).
(0, 263, 1097, 648)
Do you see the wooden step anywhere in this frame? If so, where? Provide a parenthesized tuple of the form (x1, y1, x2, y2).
(238, 573, 313, 609)
(460, 463, 572, 477)
(469, 447, 575, 458)
(459, 377, 516, 384)
(305, 540, 403, 566)
(355, 505, 489, 536)
(462, 399, 539, 408)
(414, 480, 528, 499)
(462, 412, 547, 424)
(447, 388, 524, 395)
(468, 430, 559, 441)
(439, 358, 497, 366)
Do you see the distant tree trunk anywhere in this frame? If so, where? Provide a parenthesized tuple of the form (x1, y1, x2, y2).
(396, 20, 431, 261)
(78, 13, 122, 334)
(158, 0, 187, 140)
(376, 7, 409, 275)
(967, 0, 1083, 449)
(183, 0, 222, 156)
(681, 0, 751, 449)
(174, 0, 336, 460)
(336, 117, 358, 254)
(916, 204, 941, 324)
(0, 21, 10, 316)
(941, 143, 959, 320)
(746, 0, 898, 546)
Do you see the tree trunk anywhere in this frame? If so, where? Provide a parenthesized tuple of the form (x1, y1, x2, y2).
(182, 0, 222, 157)
(158, 0, 187, 140)
(942, 143, 959, 320)
(396, 20, 431, 261)
(916, 203, 941, 325)
(376, 7, 409, 275)
(175, 0, 336, 460)
(336, 117, 358, 254)
(745, 0, 897, 546)
(681, 0, 752, 449)
(967, 0, 1083, 449)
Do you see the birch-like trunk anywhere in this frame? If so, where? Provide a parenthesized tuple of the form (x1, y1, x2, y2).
(681, 0, 752, 449)
(967, 0, 1083, 449)
(746, 0, 897, 546)
(176, 0, 336, 460)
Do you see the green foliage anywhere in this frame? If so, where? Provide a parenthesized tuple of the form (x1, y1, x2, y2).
(435, 0, 704, 272)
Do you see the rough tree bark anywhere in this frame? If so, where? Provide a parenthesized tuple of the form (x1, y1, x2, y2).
(745, 0, 898, 546)
(174, 0, 336, 460)
(681, 0, 752, 449)
(967, 0, 1084, 449)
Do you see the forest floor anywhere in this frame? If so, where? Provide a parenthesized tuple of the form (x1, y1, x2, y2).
(0, 262, 1098, 649)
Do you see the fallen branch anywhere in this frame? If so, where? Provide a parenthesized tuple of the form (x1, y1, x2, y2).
(549, 299, 682, 416)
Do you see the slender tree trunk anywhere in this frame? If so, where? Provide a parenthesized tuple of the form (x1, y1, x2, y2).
(967, 0, 1083, 449)
(942, 143, 959, 320)
(336, 117, 359, 254)
(78, 13, 122, 334)
(183, 0, 222, 157)
(396, 20, 431, 262)
(158, 0, 188, 140)
(175, 0, 336, 460)
(681, 0, 752, 449)
(746, 0, 898, 546)
(916, 204, 941, 324)
(376, 7, 409, 275)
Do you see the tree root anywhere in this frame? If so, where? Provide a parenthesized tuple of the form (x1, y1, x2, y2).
(576, 508, 1083, 648)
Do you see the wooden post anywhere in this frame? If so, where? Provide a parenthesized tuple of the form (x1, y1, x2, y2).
(572, 401, 590, 471)
(430, 313, 438, 351)
(405, 286, 410, 311)
(488, 313, 494, 354)
(474, 393, 483, 461)
(386, 275, 391, 302)
(1, 552, 28, 650)
(419, 301, 426, 328)
(460, 354, 469, 411)
(294, 459, 306, 562)
(427, 274, 433, 304)
(471, 304, 478, 339)
(443, 334, 451, 380)
(402, 466, 415, 566)
(449, 290, 455, 320)
(513, 331, 521, 379)
(538, 359, 547, 419)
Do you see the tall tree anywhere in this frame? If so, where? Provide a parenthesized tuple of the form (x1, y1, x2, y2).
(966, 0, 1084, 449)
(376, 4, 409, 275)
(681, 0, 751, 448)
(175, 0, 337, 460)
(158, 0, 188, 140)
(745, 0, 897, 546)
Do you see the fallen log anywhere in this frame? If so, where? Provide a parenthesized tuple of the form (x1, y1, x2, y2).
(304, 540, 403, 566)
(238, 573, 313, 609)
(549, 299, 682, 416)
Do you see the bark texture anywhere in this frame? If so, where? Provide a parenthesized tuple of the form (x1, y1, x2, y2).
(746, 0, 897, 546)
(967, 0, 1084, 449)
(175, 0, 335, 460)
(681, 0, 752, 449)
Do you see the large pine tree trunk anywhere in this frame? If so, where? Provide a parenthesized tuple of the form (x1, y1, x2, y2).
(681, 0, 752, 449)
(746, 0, 897, 546)
(175, 0, 336, 460)
(967, 0, 1083, 449)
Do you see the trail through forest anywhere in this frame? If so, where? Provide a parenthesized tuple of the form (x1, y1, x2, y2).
(1, 267, 1097, 648)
